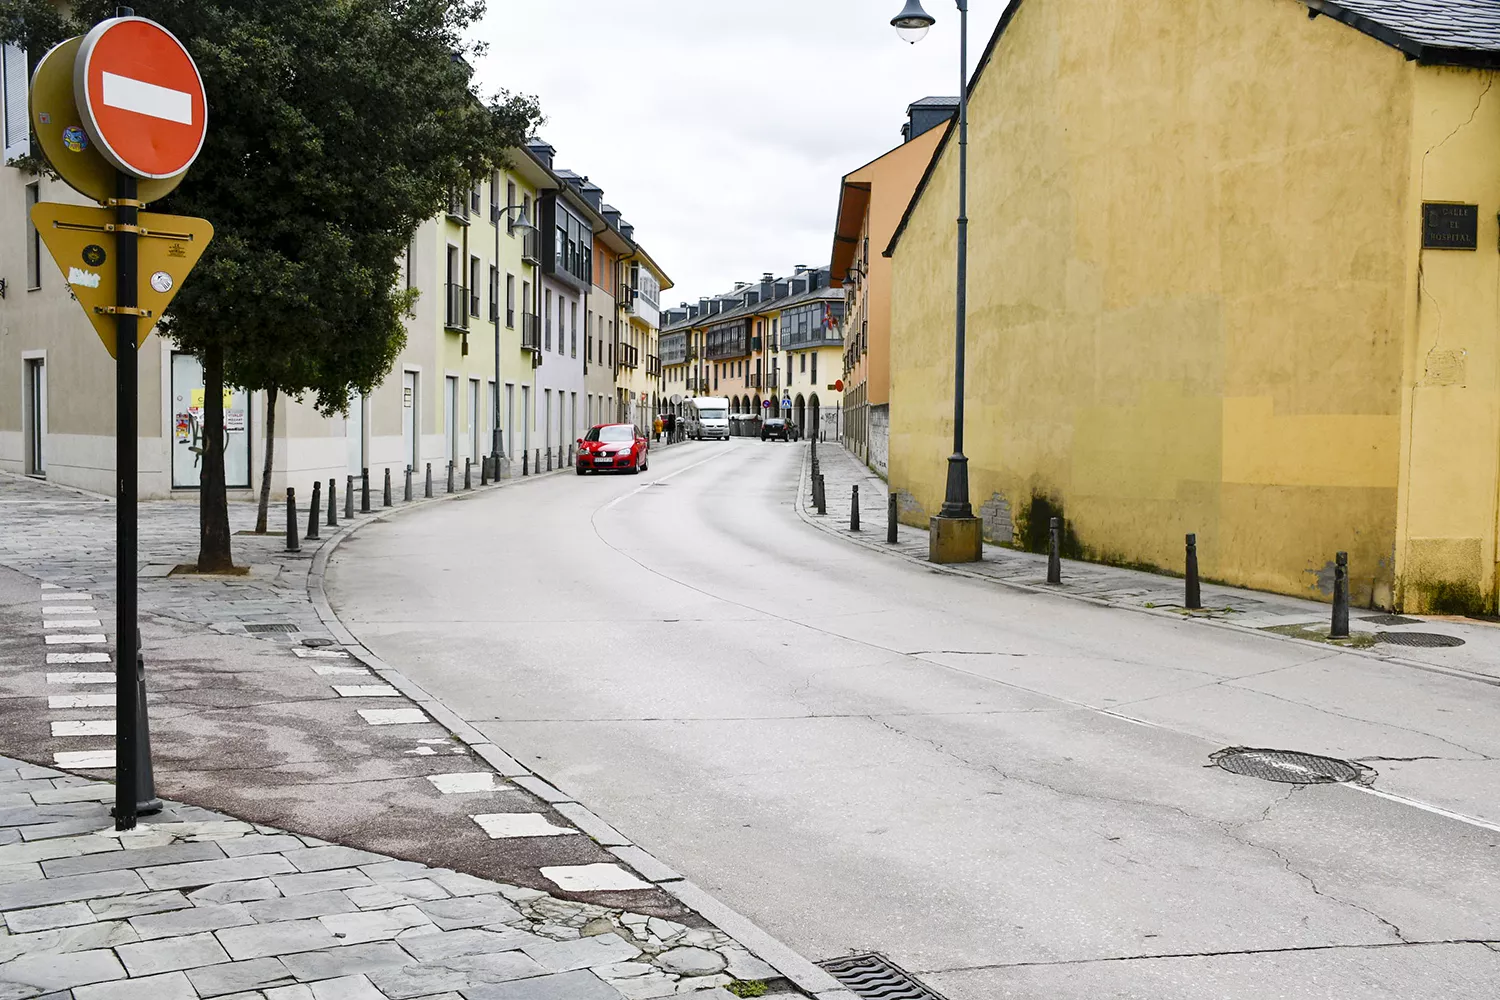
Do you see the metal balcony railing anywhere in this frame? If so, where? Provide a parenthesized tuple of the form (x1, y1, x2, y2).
(520, 312, 541, 351)
(445, 284, 469, 331)
(521, 230, 540, 265)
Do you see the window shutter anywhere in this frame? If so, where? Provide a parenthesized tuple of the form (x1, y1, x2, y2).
(3, 44, 30, 162)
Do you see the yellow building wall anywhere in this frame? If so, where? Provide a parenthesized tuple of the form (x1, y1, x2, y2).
(888, 0, 1421, 607)
(1397, 68, 1500, 613)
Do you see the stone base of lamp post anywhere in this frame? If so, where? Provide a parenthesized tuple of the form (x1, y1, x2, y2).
(929, 514, 983, 564)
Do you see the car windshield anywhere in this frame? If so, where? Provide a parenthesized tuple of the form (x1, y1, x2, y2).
(700, 408, 727, 421)
(588, 426, 635, 443)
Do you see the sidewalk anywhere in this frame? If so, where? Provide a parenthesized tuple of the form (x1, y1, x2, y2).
(0, 756, 770, 999)
(0, 459, 852, 1000)
(798, 442, 1500, 686)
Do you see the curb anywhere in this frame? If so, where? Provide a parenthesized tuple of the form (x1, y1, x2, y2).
(304, 449, 845, 999)
(794, 446, 1500, 691)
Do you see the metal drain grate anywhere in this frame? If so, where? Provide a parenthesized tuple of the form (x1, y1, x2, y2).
(1211, 747, 1369, 785)
(1361, 614, 1422, 626)
(245, 623, 299, 634)
(1377, 631, 1464, 648)
(819, 953, 948, 1000)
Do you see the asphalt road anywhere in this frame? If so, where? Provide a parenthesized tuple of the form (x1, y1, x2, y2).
(327, 439, 1500, 1000)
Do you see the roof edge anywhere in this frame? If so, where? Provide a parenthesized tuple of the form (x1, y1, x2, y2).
(1303, 1, 1500, 69)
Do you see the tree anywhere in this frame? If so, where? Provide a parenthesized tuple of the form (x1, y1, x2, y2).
(2, 0, 540, 567)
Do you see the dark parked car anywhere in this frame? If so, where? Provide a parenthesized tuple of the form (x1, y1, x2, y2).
(762, 418, 793, 442)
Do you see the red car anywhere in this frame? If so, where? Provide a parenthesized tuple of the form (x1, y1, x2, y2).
(576, 423, 649, 475)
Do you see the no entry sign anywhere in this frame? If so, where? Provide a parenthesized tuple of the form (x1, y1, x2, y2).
(74, 17, 206, 180)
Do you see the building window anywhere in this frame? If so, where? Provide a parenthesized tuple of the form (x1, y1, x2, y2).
(811, 352, 817, 384)
(488, 265, 499, 321)
(570, 301, 578, 357)
(801, 353, 807, 373)
(544, 289, 552, 350)
(3, 43, 30, 162)
(506, 274, 515, 328)
(506, 180, 517, 234)
(471, 180, 482, 215)
(25, 182, 40, 290)
(470, 257, 481, 316)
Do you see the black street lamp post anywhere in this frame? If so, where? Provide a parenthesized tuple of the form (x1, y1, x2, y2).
(493, 200, 536, 469)
(893, 0, 983, 563)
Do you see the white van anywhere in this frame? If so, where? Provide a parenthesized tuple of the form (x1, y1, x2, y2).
(685, 397, 730, 440)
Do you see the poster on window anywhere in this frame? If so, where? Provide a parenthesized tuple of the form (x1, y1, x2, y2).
(171, 352, 252, 489)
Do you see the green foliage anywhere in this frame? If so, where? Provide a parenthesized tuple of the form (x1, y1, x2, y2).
(725, 981, 769, 998)
(2, 0, 541, 414)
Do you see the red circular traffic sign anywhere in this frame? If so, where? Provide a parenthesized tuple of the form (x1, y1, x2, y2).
(74, 17, 206, 180)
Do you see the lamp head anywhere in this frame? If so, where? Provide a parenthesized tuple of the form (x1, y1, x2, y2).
(891, 0, 936, 43)
(510, 204, 535, 233)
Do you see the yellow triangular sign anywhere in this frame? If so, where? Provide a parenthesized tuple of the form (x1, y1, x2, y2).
(30, 202, 213, 358)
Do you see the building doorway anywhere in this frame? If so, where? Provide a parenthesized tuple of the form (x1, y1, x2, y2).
(444, 376, 458, 463)
(346, 391, 366, 475)
(402, 371, 419, 472)
(24, 357, 46, 477)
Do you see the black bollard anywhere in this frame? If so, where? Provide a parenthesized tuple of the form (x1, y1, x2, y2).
(328, 479, 337, 528)
(535, 448, 540, 474)
(425, 463, 433, 498)
(888, 492, 899, 544)
(307, 481, 321, 540)
(404, 466, 413, 502)
(1331, 551, 1350, 638)
(1185, 533, 1201, 610)
(465, 458, 472, 490)
(361, 468, 370, 513)
(345, 475, 354, 520)
(447, 461, 455, 493)
(850, 485, 860, 532)
(383, 467, 392, 507)
(133, 629, 161, 815)
(480, 457, 490, 486)
(546, 448, 553, 473)
(816, 474, 826, 515)
(1047, 517, 1062, 585)
(286, 488, 300, 553)
(522, 451, 529, 477)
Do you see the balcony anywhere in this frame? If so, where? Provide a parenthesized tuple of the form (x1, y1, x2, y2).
(445, 284, 469, 331)
(446, 192, 469, 226)
(646, 355, 661, 377)
(521, 230, 541, 265)
(767, 373, 780, 390)
(747, 373, 762, 390)
(621, 287, 637, 314)
(520, 312, 541, 351)
(619, 343, 640, 370)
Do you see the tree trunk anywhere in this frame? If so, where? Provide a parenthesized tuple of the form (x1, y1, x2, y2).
(197, 344, 235, 572)
(254, 386, 278, 533)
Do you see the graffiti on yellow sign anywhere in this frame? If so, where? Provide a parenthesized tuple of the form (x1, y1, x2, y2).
(189, 388, 234, 411)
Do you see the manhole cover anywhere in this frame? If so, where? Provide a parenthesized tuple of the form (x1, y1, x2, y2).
(301, 637, 336, 648)
(1377, 631, 1464, 648)
(1211, 747, 1371, 785)
(1361, 614, 1421, 626)
(819, 954, 948, 1000)
(245, 623, 299, 634)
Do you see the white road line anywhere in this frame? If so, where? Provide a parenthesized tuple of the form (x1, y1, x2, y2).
(47, 653, 110, 664)
(44, 593, 91, 601)
(1346, 784, 1500, 836)
(102, 71, 194, 124)
(48, 694, 114, 709)
(54, 751, 114, 769)
(427, 773, 506, 794)
(311, 665, 369, 676)
(471, 814, 578, 839)
(601, 450, 734, 512)
(292, 647, 352, 659)
(538, 863, 651, 891)
(43, 607, 97, 615)
(40, 583, 60, 589)
(51, 720, 115, 737)
(47, 672, 114, 684)
(45, 635, 106, 645)
(357, 709, 427, 726)
(44, 620, 102, 629)
(332, 684, 400, 698)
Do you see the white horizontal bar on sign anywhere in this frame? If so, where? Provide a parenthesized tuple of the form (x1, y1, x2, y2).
(102, 71, 193, 125)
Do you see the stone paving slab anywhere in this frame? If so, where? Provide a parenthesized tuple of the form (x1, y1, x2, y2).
(800, 441, 1500, 683)
(0, 758, 797, 1000)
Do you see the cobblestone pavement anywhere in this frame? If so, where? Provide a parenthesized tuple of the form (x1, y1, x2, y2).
(798, 442, 1500, 684)
(0, 755, 785, 999)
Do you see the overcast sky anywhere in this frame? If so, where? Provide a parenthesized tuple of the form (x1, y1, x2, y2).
(471, 1, 1012, 305)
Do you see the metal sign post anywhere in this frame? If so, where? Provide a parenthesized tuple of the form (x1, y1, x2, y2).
(30, 11, 210, 831)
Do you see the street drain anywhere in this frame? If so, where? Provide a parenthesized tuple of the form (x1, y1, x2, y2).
(1377, 631, 1464, 648)
(819, 953, 948, 999)
(1211, 747, 1371, 785)
(245, 623, 299, 634)
(1361, 614, 1422, 626)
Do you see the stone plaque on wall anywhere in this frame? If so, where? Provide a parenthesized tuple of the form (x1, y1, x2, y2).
(1422, 203, 1478, 250)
